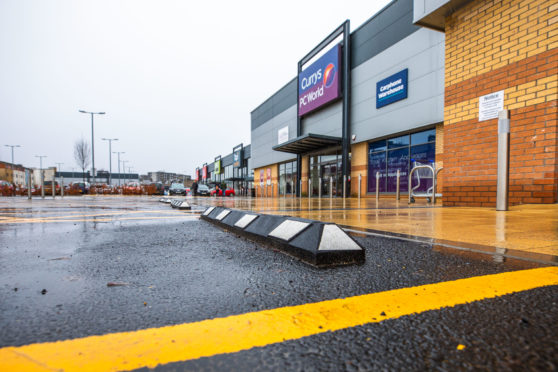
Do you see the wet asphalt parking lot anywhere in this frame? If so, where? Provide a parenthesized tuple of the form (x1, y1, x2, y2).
(0, 196, 557, 371)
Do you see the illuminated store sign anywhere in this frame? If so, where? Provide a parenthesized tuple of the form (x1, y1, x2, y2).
(233, 149, 243, 168)
(376, 69, 408, 109)
(214, 159, 221, 174)
(298, 44, 341, 116)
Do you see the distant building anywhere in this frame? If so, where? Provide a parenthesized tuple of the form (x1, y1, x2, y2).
(147, 171, 191, 186)
(53, 171, 139, 186)
(0, 161, 29, 186)
(32, 167, 56, 186)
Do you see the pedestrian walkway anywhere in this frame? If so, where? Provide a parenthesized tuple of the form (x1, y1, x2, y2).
(193, 196, 558, 264)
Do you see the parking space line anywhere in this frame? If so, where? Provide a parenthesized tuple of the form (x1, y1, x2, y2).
(1, 267, 556, 372)
(0, 209, 200, 224)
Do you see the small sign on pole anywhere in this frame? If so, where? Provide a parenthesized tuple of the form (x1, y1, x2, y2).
(479, 90, 504, 121)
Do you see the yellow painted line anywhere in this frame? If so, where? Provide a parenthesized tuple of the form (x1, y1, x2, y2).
(1, 267, 556, 372)
(0, 210, 198, 224)
(0, 216, 199, 224)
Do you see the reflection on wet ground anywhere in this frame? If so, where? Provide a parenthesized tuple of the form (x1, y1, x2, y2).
(0, 195, 556, 265)
(190, 195, 558, 264)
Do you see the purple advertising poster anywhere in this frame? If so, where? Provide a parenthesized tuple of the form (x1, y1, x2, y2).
(298, 44, 341, 116)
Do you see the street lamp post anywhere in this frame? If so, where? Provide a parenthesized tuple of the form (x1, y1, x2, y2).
(4, 144, 20, 194)
(79, 110, 105, 185)
(102, 138, 118, 185)
(35, 155, 47, 199)
(113, 151, 125, 186)
(55, 162, 64, 197)
(122, 161, 129, 184)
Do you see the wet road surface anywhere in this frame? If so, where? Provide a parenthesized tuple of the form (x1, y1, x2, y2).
(0, 196, 556, 371)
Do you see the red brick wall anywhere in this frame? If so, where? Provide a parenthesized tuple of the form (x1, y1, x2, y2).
(442, 0, 557, 207)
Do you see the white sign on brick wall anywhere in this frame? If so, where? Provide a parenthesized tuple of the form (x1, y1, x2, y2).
(479, 90, 504, 121)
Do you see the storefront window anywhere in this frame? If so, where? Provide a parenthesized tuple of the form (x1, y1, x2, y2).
(368, 128, 435, 193)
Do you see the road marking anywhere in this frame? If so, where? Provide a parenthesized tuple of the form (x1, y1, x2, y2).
(0, 210, 199, 224)
(1, 267, 556, 371)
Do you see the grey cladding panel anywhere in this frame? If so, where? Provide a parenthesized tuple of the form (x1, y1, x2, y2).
(251, 79, 297, 130)
(302, 101, 342, 137)
(222, 153, 233, 166)
(352, 0, 418, 67)
(352, 12, 419, 68)
(350, 28, 444, 140)
(251, 105, 297, 169)
(243, 145, 251, 160)
(250, 0, 416, 133)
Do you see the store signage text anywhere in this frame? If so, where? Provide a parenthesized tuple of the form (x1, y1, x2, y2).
(214, 159, 221, 174)
(298, 45, 341, 116)
(376, 69, 408, 109)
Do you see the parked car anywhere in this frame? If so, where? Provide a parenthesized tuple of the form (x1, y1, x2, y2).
(197, 184, 210, 196)
(153, 182, 164, 195)
(43, 181, 61, 195)
(70, 182, 90, 194)
(168, 183, 186, 195)
(210, 187, 235, 197)
(0, 180, 14, 195)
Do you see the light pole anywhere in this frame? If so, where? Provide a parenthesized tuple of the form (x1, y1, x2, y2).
(113, 151, 125, 186)
(102, 138, 118, 185)
(122, 161, 129, 184)
(35, 155, 47, 198)
(55, 162, 63, 173)
(79, 110, 105, 185)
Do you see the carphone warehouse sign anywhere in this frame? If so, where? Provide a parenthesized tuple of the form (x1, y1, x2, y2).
(376, 69, 408, 109)
(298, 45, 341, 116)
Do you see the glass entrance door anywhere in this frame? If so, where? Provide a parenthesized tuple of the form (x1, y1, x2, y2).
(320, 159, 341, 196)
(309, 152, 343, 197)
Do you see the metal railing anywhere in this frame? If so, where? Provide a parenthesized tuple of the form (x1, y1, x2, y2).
(408, 161, 443, 204)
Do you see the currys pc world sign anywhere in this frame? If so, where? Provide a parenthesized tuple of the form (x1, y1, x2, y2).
(298, 44, 341, 116)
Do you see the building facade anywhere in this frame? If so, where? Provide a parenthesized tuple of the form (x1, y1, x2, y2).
(415, 0, 557, 206)
(195, 144, 253, 194)
(0, 161, 28, 186)
(148, 171, 191, 185)
(250, 0, 557, 207)
(252, 0, 445, 199)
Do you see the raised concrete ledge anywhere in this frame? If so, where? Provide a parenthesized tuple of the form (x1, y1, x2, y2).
(200, 207, 365, 267)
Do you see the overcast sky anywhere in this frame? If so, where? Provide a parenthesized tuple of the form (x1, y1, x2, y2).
(1, 0, 391, 176)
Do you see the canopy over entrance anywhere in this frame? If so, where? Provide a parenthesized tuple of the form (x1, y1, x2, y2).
(272, 133, 342, 155)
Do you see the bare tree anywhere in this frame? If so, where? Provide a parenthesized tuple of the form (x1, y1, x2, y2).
(74, 138, 91, 182)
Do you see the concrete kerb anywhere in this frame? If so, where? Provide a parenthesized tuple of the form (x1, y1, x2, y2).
(200, 206, 365, 267)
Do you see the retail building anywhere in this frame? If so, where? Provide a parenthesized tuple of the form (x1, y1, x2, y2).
(195, 144, 253, 195)
(250, 0, 557, 206)
(252, 0, 444, 199)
